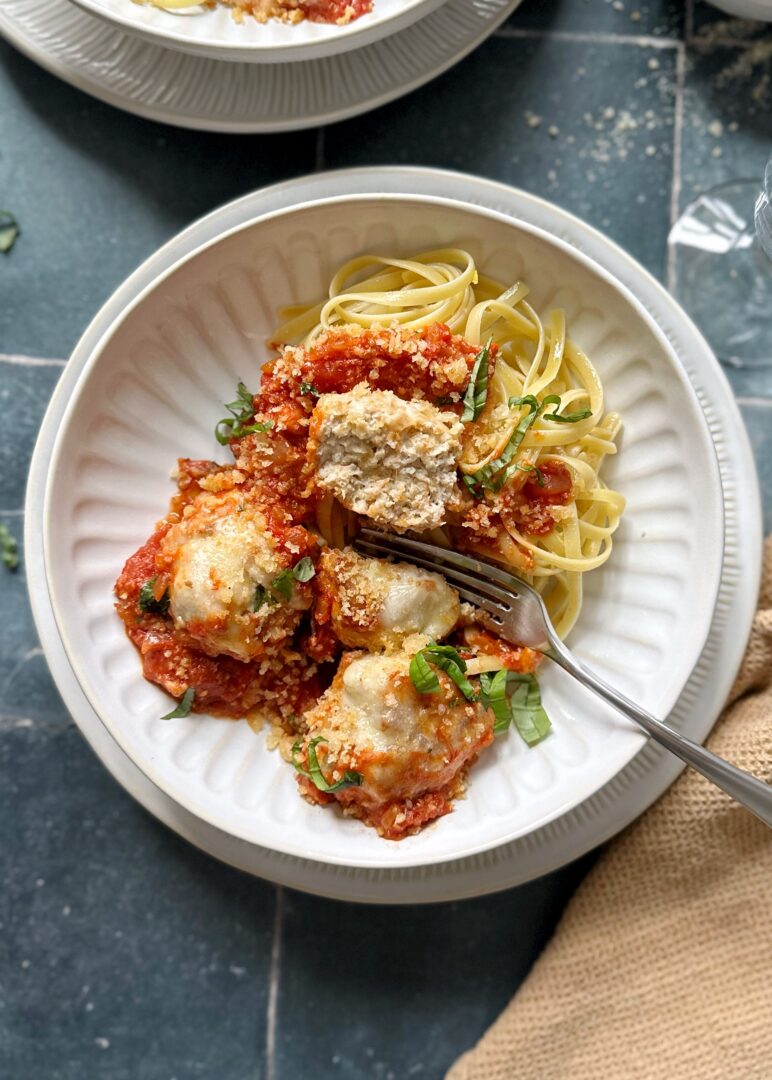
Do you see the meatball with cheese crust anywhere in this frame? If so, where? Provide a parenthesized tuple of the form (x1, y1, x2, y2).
(157, 488, 316, 663)
(307, 383, 463, 533)
(315, 548, 460, 653)
(295, 651, 493, 838)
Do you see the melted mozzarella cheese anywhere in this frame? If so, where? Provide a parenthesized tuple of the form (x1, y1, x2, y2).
(320, 548, 460, 652)
(339, 653, 423, 753)
(162, 491, 308, 662)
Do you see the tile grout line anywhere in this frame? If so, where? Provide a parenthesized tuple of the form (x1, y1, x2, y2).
(736, 395, 772, 407)
(494, 26, 679, 49)
(666, 41, 687, 293)
(314, 127, 326, 173)
(264, 885, 285, 1080)
(0, 352, 65, 367)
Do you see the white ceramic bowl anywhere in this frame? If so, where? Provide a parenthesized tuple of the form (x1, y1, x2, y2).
(702, 0, 772, 21)
(68, 0, 448, 63)
(43, 193, 724, 870)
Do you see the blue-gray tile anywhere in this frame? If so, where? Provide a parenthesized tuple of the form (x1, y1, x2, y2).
(739, 399, 772, 534)
(0, 359, 62, 511)
(510, 0, 684, 37)
(275, 857, 594, 1080)
(0, 721, 272, 1080)
(0, 522, 66, 726)
(0, 43, 317, 360)
(679, 38, 772, 206)
(0, 360, 65, 724)
(323, 34, 677, 280)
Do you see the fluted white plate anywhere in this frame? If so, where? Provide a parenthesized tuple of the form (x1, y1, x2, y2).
(41, 191, 725, 871)
(0, 0, 519, 131)
(69, 0, 447, 64)
(26, 169, 761, 900)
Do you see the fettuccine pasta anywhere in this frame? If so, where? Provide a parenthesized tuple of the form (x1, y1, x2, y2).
(273, 249, 625, 638)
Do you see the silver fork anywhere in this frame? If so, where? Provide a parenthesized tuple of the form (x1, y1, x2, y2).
(356, 529, 772, 829)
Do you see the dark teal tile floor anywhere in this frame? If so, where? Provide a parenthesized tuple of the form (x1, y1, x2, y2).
(1, 2, 771, 1077)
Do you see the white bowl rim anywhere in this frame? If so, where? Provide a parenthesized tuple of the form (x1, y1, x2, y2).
(43, 190, 726, 869)
(67, 0, 447, 61)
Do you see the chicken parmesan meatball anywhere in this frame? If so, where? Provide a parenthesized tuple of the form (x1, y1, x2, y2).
(157, 488, 316, 663)
(295, 650, 493, 839)
(307, 383, 463, 533)
(315, 548, 460, 652)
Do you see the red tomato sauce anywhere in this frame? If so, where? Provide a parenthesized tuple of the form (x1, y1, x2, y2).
(297, 0, 372, 23)
(115, 521, 324, 721)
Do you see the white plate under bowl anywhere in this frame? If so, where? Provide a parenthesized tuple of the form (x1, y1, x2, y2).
(27, 168, 760, 901)
(42, 191, 724, 871)
(69, 0, 447, 64)
(0, 0, 520, 131)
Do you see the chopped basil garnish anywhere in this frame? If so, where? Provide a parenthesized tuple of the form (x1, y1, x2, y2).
(253, 585, 276, 612)
(138, 576, 170, 615)
(466, 393, 581, 495)
(0, 212, 19, 255)
(515, 464, 546, 488)
(270, 569, 294, 601)
(461, 340, 493, 423)
(292, 736, 363, 793)
(299, 381, 320, 397)
(215, 381, 273, 445)
(409, 643, 477, 702)
(160, 687, 195, 720)
(479, 670, 552, 744)
(409, 651, 441, 694)
(292, 556, 315, 583)
(0, 523, 19, 571)
(508, 673, 552, 745)
(479, 669, 511, 734)
(542, 398, 592, 423)
(268, 558, 316, 603)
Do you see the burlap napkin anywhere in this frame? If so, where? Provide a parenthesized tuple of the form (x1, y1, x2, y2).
(448, 537, 772, 1080)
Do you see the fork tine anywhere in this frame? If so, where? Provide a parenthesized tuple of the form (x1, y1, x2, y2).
(356, 539, 514, 611)
(453, 588, 507, 624)
(358, 528, 528, 595)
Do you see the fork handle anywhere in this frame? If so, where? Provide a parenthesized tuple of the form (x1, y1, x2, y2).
(547, 642, 772, 828)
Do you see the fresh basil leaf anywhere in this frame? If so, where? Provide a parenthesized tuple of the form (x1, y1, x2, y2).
(514, 464, 546, 488)
(508, 674, 552, 746)
(424, 652, 477, 701)
(423, 642, 468, 672)
(138, 576, 170, 615)
(0, 523, 19, 571)
(292, 557, 315, 583)
(461, 340, 493, 423)
(215, 381, 272, 444)
(299, 381, 320, 397)
(462, 473, 483, 499)
(160, 687, 196, 720)
(470, 395, 542, 492)
(542, 394, 592, 424)
(410, 651, 441, 694)
(0, 212, 19, 255)
(215, 418, 272, 445)
(480, 669, 512, 734)
(292, 736, 363, 793)
(253, 585, 276, 612)
(412, 642, 476, 701)
(270, 569, 294, 601)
